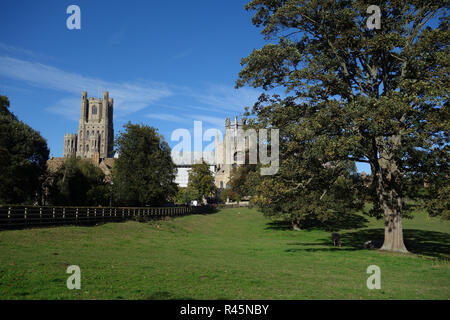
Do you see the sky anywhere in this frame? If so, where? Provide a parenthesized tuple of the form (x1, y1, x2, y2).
(0, 0, 372, 172)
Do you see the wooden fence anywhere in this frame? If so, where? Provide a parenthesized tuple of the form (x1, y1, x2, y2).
(0, 205, 215, 230)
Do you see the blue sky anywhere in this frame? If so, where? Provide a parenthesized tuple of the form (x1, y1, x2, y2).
(0, 1, 265, 154)
(0, 0, 375, 172)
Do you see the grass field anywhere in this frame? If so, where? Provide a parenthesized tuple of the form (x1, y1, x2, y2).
(0, 207, 448, 299)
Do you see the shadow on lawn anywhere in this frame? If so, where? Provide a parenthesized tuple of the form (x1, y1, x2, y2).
(266, 212, 368, 232)
(285, 228, 450, 259)
(146, 291, 195, 300)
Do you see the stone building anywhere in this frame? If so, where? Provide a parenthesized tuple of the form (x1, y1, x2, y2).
(63, 91, 114, 160)
(214, 116, 246, 190)
(48, 91, 116, 181)
(171, 117, 245, 190)
(173, 151, 215, 187)
(57, 94, 243, 195)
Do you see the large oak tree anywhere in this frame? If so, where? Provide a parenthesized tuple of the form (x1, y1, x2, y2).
(237, 1, 449, 252)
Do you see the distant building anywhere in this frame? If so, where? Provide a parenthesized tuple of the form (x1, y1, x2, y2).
(172, 116, 245, 190)
(172, 151, 215, 187)
(63, 91, 114, 160)
(49, 91, 115, 180)
(55, 95, 244, 193)
(214, 116, 246, 190)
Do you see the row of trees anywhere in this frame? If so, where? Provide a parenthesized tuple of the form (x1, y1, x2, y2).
(0, 98, 216, 207)
(229, 0, 449, 252)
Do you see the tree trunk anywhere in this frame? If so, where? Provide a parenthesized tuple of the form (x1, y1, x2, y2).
(378, 175, 408, 253)
(375, 135, 409, 253)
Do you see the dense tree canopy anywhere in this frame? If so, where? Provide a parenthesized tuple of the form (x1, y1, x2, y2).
(187, 161, 216, 202)
(228, 152, 260, 202)
(48, 156, 110, 206)
(174, 186, 200, 205)
(0, 95, 49, 205)
(237, 1, 449, 252)
(113, 122, 177, 206)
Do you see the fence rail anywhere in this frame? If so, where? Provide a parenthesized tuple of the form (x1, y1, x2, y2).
(0, 205, 215, 230)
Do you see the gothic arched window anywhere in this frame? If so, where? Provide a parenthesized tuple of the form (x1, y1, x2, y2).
(92, 106, 97, 115)
(86, 144, 89, 152)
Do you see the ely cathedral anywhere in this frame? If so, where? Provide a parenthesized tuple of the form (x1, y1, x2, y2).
(52, 90, 244, 192)
(63, 91, 115, 161)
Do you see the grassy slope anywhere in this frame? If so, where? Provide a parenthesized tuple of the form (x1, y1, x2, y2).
(0, 208, 448, 300)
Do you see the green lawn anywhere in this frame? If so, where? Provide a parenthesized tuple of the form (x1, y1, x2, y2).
(0, 207, 448, 299)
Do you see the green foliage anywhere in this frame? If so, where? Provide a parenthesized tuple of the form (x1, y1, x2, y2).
(219, 187, 238, 203)
(175, 187, 200, 205)
(113, 122, 177, 206)
(48, 156, 110, 206)
(425, 179, 450, 220)
(237, 1, 449, 246)
(0, 96, 49, 205)
(228, 152, 259, 201)
(0, 95, 16, 120)
(187, 161, 216, 201)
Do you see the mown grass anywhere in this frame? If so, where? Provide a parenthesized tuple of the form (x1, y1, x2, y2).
(0, 207, 448, 299)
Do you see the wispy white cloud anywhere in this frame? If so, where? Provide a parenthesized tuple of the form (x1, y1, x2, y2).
(0, 56, 173, 117)
(0, 52, 262, 124)
(146, 113, 186, 123)
(0, 42, 37, 58)
(191, 114, 225, 128)
(171, 49, 193, 60)
(191, 84, 261, 112)
(0, 42, 54, 61)
(146, 113, 225, 129)
(45, 98, 82, 122)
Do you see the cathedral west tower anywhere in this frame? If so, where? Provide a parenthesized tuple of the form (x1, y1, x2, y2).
(63, 91, 114, 160)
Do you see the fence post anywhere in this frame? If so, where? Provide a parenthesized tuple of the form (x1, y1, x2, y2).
(39, 207, 42, 225)
(24, 207, 27, 227)
(8, 207, 11, 226)
(76, 208, 79, 224)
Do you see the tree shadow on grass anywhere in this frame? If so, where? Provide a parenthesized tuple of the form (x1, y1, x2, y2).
(265, 213, 369, 232)
(146, 291, 195, 300)
(265, 220, 292, 231)
(285, 228, 450, 259)
(341, 228, 450, 259)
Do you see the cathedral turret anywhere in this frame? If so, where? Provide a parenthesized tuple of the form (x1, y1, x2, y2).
(63, 133, 77, 157)
(80, 91, 87, 121)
